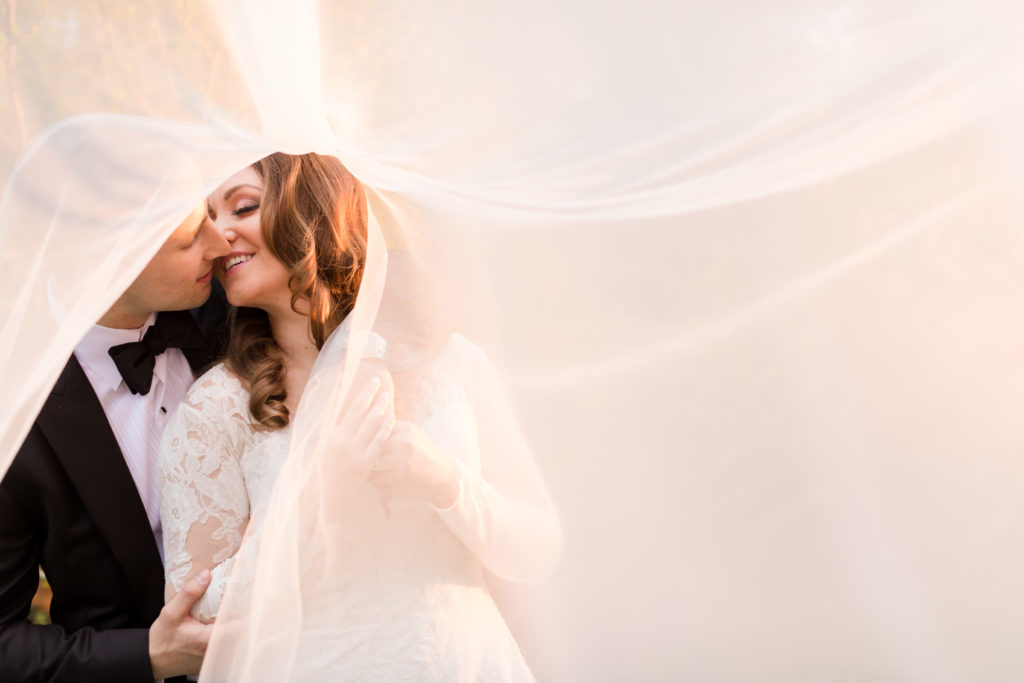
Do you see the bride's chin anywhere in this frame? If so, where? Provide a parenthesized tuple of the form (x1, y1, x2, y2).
(225, 290, 249, 308)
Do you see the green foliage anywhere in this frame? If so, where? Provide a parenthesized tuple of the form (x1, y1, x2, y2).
(0, 0, 256, 178)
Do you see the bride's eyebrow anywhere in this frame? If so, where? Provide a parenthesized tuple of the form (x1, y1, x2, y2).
(222, 183, 261, 201)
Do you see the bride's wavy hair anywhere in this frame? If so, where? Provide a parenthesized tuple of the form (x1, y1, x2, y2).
(225, 152, 368, 430)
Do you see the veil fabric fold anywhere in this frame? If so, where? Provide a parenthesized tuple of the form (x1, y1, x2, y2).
(4, 1, 1024, 680)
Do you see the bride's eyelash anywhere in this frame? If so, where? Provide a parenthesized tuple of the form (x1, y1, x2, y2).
(233, 203, 259, 216)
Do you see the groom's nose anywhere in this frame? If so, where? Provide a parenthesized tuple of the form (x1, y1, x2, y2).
(200, 217, 232, 259)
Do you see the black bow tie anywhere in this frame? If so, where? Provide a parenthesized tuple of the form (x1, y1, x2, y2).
(108, 311, 205, 395)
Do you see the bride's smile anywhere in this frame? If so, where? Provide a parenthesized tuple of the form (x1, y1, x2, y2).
(221, 252, 254, 274)
(207, 166, 293, 314)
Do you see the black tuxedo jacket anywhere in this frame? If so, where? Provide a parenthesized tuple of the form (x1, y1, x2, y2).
(0, 287, 227, 683)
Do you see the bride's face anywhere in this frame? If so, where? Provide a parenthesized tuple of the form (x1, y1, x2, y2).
(207, 166, 293, 313)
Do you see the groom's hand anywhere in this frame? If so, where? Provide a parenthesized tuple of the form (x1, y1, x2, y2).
(149, 569, 214, 679)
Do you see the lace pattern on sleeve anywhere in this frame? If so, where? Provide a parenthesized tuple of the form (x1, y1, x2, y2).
(159, 364, 251, 621)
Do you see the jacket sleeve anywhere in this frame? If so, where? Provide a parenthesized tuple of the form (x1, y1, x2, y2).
(0, 464, 155, 683)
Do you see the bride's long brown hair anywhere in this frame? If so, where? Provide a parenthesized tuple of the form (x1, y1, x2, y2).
(225, 152, 368, 429)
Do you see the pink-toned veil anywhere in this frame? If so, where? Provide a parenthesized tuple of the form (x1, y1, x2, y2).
(4, 1, 1024, 680)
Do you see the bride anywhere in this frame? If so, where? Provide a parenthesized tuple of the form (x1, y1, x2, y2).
(157, 151, 562, 681)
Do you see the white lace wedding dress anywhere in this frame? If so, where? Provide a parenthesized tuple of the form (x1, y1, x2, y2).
(158, 333, 561, 682)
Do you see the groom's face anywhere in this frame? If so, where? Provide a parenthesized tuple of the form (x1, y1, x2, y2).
(122, 204, 232, 314)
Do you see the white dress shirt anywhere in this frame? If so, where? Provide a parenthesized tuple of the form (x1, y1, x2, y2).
(73, 313, 196, 562)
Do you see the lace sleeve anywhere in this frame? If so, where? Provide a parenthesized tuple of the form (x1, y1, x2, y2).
(159, 365, 250, 622)
(431, 337, 563, 584)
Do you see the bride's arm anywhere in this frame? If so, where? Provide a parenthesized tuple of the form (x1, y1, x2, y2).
(373, 338, 563, 584)
(159, 373, 251, 623)
(433, 340, 563, 584)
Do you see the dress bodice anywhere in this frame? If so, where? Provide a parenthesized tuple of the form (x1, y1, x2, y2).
(159, 334, 561, 681)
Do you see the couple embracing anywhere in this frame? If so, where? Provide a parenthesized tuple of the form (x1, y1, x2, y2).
(0, 153, 561, 681)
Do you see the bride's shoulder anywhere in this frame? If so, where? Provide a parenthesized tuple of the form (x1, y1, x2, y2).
(179, 361, 249, 418)
(162, 363, 251, 461)
(446, 332, 483, 360)
(441, 333, 494, 380)
(191, 361, 245, 391)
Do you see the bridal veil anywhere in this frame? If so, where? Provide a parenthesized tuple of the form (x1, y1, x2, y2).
(3, 1, 1024, 680)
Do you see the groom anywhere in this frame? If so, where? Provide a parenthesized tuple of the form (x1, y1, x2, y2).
(0, 204, 232, 682)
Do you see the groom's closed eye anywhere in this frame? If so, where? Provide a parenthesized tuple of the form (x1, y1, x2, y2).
(181, 224, 203, 248)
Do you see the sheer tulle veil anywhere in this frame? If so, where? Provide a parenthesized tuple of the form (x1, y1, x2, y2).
(4, 1, 1024, 680)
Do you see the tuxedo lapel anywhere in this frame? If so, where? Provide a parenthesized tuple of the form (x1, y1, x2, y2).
(36, 357, 165, 620)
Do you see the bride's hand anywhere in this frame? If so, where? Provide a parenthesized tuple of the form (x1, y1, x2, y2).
(329, 361, 396, 478)
(369, 421, 460, 509)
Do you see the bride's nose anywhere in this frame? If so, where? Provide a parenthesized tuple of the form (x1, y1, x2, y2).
(210, 216, 238, 242)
